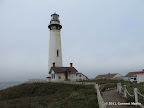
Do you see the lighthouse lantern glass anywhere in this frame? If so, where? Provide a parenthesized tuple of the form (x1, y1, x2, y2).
(51, 14, 59, 21)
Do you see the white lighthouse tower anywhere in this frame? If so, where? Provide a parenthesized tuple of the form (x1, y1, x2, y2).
(48, 13, 63, 72)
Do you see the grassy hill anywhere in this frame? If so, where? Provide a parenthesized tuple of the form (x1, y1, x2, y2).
(0, 82, 98, 108)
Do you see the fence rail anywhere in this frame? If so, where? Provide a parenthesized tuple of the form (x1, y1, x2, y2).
(117, 82, 144, 108)
(27, 79, 47, 83)
(27, 79, 96, 85)
(126, 89, 134, 97)
(137, 91, 144, 98)
(95, 83, 106, 108)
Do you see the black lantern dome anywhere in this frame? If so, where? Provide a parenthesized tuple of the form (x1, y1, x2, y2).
(48, 13, 62, 30)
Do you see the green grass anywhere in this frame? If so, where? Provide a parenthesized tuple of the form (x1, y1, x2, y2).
(0, 82, 98, 108)
(84, 79, 127, 84)
(82, 79, 128, 91)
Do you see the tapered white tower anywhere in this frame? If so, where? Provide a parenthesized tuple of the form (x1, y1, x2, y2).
(48, 13, 63, 71)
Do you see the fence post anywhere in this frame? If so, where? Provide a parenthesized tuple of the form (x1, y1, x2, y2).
(119, 83, 121, 94)
(124, 85, 127, 98)
(117, 83, 119, 92)
(134, 88, 138, 103)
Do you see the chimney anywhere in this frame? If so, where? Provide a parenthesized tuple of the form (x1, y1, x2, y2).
(143, 69, 144, 71)
(53, 62, 55, 67)
(70, 63, 73, 67)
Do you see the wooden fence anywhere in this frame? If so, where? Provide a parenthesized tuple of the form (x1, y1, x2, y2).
(117, 82, 144, 108)
(95, 83, 106, 108)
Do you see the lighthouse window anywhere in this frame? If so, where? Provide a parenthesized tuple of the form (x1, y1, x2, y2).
(57, 50, 59, 57)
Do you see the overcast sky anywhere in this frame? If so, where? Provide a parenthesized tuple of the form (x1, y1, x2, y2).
(0, 0, 144, 81)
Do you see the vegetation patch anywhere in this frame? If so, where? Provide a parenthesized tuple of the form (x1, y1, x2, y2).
(0, 82, 98, 108)
(82, 79, 126, 92)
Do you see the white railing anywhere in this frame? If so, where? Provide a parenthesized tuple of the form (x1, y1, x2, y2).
(53, 81, 95, 85)
(27, 79, 47, 83)
(137, 91, 144, 98)
(27, 79, 96, 85)
(95, 83, 106, 108)
(117, 82, 144, 108)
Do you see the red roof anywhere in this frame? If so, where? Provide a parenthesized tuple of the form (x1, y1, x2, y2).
(125, 70, 144, 77)
(49, 67, 78, 73)
(94, 73, 118, 79)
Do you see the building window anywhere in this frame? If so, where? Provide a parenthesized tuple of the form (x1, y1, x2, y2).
(51, 74, 55, 79)
(57, 50, 59, 57)
(79, 75, 81, 77)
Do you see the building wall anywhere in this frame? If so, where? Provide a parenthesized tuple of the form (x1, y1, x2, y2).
(137, 73, 144, 83)
(68, 73, 76, 81)
(114, 74, 122, 78)
(55, 73, 65, 81)
(51, 70, 76, 82)
(113, 74, 122, 80)
(56, 73, 76, 81)
(69, 73, 76, 81)
(48, 28, 63, 72)
(76, 73, 87, 81)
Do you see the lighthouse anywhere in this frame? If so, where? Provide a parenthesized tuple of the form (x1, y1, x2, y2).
(46, 13, 88, 82)
(48, 13, 63, 72)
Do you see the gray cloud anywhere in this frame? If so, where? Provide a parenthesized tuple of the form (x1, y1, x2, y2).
(0, 0, 144, 81)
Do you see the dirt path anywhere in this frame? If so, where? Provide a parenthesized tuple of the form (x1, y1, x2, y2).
(102, 89, 138, 108)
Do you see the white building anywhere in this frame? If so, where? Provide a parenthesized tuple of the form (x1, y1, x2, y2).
(137, 72, 144, 83)
(125, 72, 137, 81)
(125, 69, 144, 83)
(49, 63, 78, 82)
(48, 13, 63, 72)
(76, 73, 89, 81)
